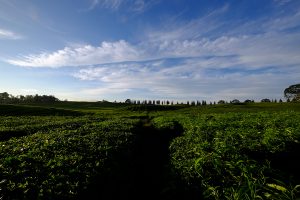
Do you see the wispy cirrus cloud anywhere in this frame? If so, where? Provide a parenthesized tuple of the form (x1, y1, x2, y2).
(0, 28, 22, 40)
(89, 0, 122, 10)
(273, 0, 292, 6)
(129, 0, 160, 13)
(88, 0, 159, 12)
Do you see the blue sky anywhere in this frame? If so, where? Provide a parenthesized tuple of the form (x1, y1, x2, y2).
(0, 0, 300, 102)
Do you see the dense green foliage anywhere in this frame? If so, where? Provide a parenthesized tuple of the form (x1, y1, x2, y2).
(167, 112, 300, 199)
(0, 116, 139, 199)
(284, 84, 300, 102)
(0, 103, 300, 199)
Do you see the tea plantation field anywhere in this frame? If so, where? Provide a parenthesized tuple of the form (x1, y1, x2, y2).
(0, 103, 300, 199)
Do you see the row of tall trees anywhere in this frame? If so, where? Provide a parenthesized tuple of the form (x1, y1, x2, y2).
(124, 98, 285, 106)
(0, 92, 59, 104)
(125, 99, 211, 106)
(124, 83, 300, 105)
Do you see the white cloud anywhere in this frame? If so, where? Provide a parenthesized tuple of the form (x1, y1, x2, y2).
(72, 58, 300, 101)
(7, 40, 141, 67)
(0, 28, 22, 40)
(20, 88, 38, 94)
(8, 30, 300, 68)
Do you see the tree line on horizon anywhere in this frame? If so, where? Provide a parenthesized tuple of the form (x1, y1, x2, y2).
(0, 93, 291, 106)
(0, 84, 299, 105)
(123, 83, 300, 105)
(123, 98, 285, 106)
(0, 92, 59, 104)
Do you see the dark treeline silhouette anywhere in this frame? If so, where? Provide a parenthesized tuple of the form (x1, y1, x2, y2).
(1, 92, 290, 106)
(124, 98, 285, 106)
(122, 84, 299, 105)
(0, 92, 59, 104)
(125, 99, 209, 106)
